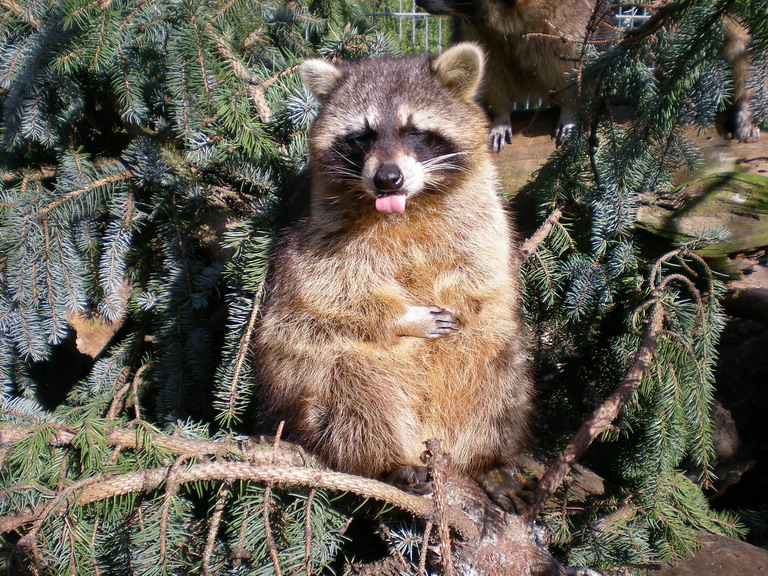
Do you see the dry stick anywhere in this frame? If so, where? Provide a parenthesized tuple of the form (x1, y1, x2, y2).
(520, 205, 565, 260)
(202, 482, 231, 576)
(526, 300, 665, 519)
(304, 488, 317, 576)
(419, 521, 433, 576)
(0, 422, 305, 467)
(0, 461, 478, 539)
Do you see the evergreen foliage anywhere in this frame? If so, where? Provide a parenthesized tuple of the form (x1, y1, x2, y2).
(0, 0, 766, 574)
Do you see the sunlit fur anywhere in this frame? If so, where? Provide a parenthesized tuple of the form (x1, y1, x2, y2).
(417, 0, 614, 148)
(252, 43, 534, 479)
(419, 0, 759, 148)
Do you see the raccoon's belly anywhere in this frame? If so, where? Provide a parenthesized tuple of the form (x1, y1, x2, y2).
(493, 39, 578, 97)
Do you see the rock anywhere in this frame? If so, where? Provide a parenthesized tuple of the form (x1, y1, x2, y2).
(652, 533, 768, 576)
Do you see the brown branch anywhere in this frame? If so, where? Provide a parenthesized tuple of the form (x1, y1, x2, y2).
(304, 488, 317, 575)
(0, 458, 479, 540)
(205, 24, 273, 123)
(263, 485, 283, 576)
(424, 440, 454, 576)
(520, 205, 565, 260)
(38, 171, 132, 218)
(224, 293, 265, 423)
(419, 521, 433, 576)
(527, 300, 665, 518)
(0, 422, 305, 467)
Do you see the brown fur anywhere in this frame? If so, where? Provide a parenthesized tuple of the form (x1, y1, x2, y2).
(253, 44, 534, 480)
(418, 0, 614, 149)
(418, 1, 760, 147)
(723, 17, 759, 142)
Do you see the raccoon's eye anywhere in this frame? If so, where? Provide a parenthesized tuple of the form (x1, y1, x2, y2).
(401, 127, 446, 153)
(344, 129, 376, 150)
(401, 128, 431, 149)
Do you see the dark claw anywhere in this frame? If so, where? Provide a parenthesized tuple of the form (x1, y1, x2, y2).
(386, 466, 433, 495)
(490, 125, 513, 152)
(427, 307, 459, 338)
(476, 466, 537, 515)
(555, 123, 575, 147)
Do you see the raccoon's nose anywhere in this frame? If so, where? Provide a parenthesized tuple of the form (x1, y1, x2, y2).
(373, 164, 404, 192)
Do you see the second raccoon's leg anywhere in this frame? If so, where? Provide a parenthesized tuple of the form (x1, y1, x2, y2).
(724, 19, 759, 143)
(551, 87, 578, 146)
(490, 112, 514, 153)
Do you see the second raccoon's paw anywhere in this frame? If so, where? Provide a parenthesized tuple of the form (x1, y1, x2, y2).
(385, 465, 432, 495)
(396, 305, 459, 339)
(729, 105, 760, 143)
(554, 121, 576, 146)
(490, 121, 513, 152)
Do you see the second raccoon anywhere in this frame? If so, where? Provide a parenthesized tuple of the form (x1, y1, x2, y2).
(418, 0, 760, 149)
(253, 43, 534, 488)
(417, 0, 615, 151)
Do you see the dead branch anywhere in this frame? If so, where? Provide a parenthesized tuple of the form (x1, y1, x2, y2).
(520, 205, 565, 260)
(527, 300, 665, 518)
(205, 24, 272, 122)
(0, 421, 305, 466)
(0, 453, 479, 540)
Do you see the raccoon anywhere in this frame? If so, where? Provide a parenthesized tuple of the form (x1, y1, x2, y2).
(417, 0, 615, 151)
(724, 17, 760, 143)
(253, 43, 534, 493)
(418, 0, 760, 149)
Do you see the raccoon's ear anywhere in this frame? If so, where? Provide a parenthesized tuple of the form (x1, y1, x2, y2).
(431, 42, 485, 103)
(299, 59, 343, 101)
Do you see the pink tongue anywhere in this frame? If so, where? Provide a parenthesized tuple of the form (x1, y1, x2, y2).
(375, 194, 407, 214)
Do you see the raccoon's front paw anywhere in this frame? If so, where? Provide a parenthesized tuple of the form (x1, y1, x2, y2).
(730, 105, 760, 143)
(385, 465, 432, 495)
(490, 122, 513, 152)
(396, 305, 459, 339)
(475, 465, 536, 515)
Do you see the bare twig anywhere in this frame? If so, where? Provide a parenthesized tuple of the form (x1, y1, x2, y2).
(527, 300, 665, 518)
(304, 488, 317, 576)
(202, 482, 231, 576)
(520, 205, 565, 260)
(0, 459, 479, 539)
(263, 485, 283, 576)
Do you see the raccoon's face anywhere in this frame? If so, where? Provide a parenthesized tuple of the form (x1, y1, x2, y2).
(300, 43, 488, 215)
(325, 112, 467, 214)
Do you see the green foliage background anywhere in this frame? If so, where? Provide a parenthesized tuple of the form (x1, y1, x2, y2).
(0, 0, 766, 573)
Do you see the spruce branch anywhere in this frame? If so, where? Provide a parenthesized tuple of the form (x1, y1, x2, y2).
(0, 421, 479, 538)
(527, 299, 665, 518)
(263, 484, 284, 576)
(520, 205, 565, 260)
(304, 488, 317, 576)
(0, 459, 479, 540)
(206, 24, 273, 123)
(0, 422, 306, 466)
(38, 171, 132, 219)
(202, 482, 230, 576)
